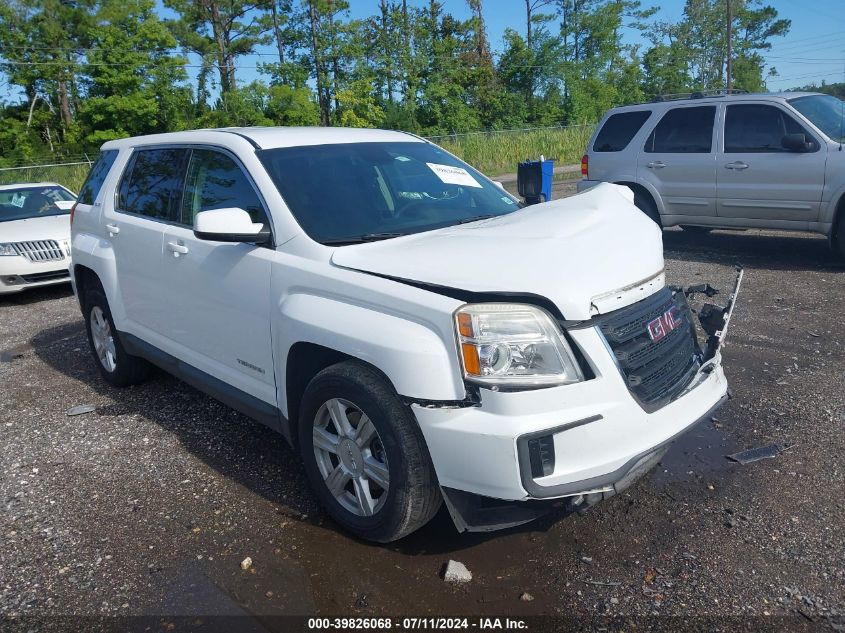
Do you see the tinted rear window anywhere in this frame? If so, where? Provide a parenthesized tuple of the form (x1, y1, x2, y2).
(77, 150, 118, 205)
(645, 106, 716, 153)
(117, 148, 189, 222)
(593, 111, 651, 152)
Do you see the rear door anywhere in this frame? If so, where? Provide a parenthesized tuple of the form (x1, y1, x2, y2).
(716, 102, 826, 222)
(103, 147, 189, 346)
(637, 105, 718, 218)
(161, 147, 276, 405)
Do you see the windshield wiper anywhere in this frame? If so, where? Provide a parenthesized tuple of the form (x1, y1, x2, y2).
(455, 214, 499, 225)
(321, 232, 407, 246)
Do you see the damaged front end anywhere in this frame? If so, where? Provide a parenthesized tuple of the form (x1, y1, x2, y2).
(439, 267, 744, 534)
(681, 265, 744, 365)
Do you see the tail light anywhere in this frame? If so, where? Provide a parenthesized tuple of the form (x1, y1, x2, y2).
(581, 154, 589, 178)
(70, 203, 77, 225)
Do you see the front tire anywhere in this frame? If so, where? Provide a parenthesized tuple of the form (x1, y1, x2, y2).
(834, 216, 845, 261)
(298, 361, 441, 542)
(83, 285, 151, 387)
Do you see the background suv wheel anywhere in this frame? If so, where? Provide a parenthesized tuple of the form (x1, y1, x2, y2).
(298, 360, 441, 542)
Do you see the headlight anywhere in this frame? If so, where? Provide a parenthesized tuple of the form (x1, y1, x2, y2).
(455, 303, 584, 388)
(0, 243, 19, 256)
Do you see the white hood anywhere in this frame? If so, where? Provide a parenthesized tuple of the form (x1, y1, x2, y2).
(331, 183, 665, 321)
(0, 214, 71, 243)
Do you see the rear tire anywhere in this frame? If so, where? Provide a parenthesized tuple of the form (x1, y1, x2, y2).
(298, 360, 441, 542)
(633, 189, 661, 226)
(83, 285, 151, 387)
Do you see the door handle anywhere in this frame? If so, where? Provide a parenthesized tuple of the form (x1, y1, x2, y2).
(105, 223, 120, 236)
(725, 161, 749, 170)
(647, 161, 666, 169)
(167, 241, 189, 257)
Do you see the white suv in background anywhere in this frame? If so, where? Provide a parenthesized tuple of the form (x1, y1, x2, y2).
(578, 92, 845, 258)
(71, 127, 741, 542)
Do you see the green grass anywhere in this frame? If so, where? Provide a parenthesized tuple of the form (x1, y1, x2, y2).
(432, 124, 594, 176)
(0, 162, 91, 193)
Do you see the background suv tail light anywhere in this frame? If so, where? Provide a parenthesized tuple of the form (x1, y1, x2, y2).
(581, 154, 589, 178)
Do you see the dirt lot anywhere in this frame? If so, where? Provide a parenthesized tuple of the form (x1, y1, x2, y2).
(1, 219, 843, 630)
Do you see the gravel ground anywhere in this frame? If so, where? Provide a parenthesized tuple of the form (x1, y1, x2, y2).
(1, 217, 843, 631)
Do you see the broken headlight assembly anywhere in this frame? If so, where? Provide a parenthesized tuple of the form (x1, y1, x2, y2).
(455, 304, 584, 388)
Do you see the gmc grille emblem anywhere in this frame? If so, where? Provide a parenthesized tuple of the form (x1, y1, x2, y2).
(647, 305, 682, 342)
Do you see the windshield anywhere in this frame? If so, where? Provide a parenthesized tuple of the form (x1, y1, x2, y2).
(0, 186, 76, 222)
(258, 141, 520, 244)
(788, 94, 845, 142)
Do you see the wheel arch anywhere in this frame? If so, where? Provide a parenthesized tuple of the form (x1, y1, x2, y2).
(284, 343, 418, 449)
(615, 180, 662, 226)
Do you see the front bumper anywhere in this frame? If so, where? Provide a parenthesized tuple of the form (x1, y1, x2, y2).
(413, 326, 730, 502)
(0, 256, 71, 294)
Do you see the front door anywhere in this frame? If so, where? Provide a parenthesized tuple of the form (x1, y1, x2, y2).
(161, 148, 276, 406)
(637, 105, 718, 219)
(716, 103, 826, 222)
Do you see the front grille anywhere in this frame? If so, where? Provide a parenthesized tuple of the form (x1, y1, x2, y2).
(12, 240, 65, 262)
(593, 287, 700, 410)
(20, 269, 70, 283)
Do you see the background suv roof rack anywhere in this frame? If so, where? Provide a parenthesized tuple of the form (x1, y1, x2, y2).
(651, 89, 749, 103)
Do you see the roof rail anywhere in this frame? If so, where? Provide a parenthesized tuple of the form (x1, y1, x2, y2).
(651, 89, 748, 103)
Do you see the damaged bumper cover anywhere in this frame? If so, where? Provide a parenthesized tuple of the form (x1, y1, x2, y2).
(414, 268, 743, 533)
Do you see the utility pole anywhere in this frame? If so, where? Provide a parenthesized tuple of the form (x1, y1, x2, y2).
(726, 0, 733, 91)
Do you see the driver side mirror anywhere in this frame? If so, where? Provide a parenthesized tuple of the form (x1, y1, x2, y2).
(193, 208, 270, 244)
(781, 133, 814, 153)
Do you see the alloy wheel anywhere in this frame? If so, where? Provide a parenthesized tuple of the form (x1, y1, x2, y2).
(90, 306, 117, 373)
(312, 398, 390, 517)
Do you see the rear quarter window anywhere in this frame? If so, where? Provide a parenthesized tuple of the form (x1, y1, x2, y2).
(77, 150, 118, 205)
(593, 111, 652, 152)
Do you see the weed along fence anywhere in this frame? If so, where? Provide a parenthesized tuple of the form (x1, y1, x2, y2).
(0, 157, 93, 192)
(430, 123, 595, 176)
(0, 124, 596, 192)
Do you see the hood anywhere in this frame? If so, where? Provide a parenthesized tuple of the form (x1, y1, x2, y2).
(0, 214, 71, 243)
(331, 183, 665, 321)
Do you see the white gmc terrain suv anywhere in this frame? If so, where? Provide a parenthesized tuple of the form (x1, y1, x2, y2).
(71, 128, 741, 542)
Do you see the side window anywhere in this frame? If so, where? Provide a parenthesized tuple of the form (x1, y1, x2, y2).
(117, 148, 189, 222)
(725, 104, 815, 153)
(78, 150, 118, 204)
(181, 149, 267, 225)
(644, 106, 716, 153)
(593, 111, 651, 152)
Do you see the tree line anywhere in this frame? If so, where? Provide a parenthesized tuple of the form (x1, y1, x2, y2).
(0, 0, 791, 164)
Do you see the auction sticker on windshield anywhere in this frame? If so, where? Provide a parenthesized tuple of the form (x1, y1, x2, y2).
(426, 163, 482, 188)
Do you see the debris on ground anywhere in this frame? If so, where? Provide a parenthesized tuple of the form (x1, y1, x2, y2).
(66, 404, 96, 416)
(579, 556, 593, 565)
(443, 560, 472, 584)
(520, 592, 534, 602)
(240, 557, 253, 571)
(581, 579, 621, 587)
(726, 443, 782, 465)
